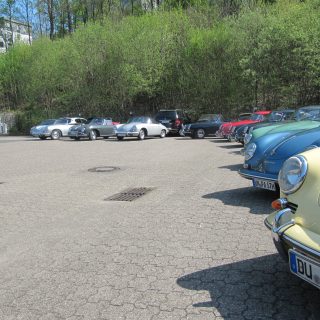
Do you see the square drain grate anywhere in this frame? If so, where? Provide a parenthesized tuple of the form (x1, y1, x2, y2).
(105, 187, 154, 202)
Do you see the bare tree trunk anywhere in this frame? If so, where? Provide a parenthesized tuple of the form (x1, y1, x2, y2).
(47, 0, 55, 39)
(66, 0, 72, 33)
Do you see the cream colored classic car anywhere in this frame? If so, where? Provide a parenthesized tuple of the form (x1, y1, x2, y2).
(265, 148, 320, 289)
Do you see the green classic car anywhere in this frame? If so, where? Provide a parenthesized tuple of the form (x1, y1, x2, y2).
(265, 148, 320, 289)
(244, 105, 320, 145)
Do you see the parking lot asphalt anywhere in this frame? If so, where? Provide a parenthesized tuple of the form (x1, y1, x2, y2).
(1, 135, 320, 320)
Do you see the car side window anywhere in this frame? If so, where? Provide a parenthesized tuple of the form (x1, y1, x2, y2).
(75, 119, 82, 124)
(94, 119, 103, 125)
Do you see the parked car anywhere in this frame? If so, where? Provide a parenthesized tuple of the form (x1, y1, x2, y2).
(265, 148, 320, 289)
(69, 117, 116, 140)
(237, 113, 252, 121)
(217, 110, 271, 140)
(116, 116, 168, 140)
(244, 105, 320, 146)
(30, 117, 87, 140)
(239, 126, 320, 191)
(182, 114, 225, 138)
(30, 119, 57, 139)
(234, 109, 295, 144)
(154, 109, 190, 135)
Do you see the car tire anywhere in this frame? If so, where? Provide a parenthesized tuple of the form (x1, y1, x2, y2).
(160, 130, 166, 138)
(138, 129, 145, 140)
(117, 136, 124, 141)
(196, 128, 205, 139)
(51, 130, 61, 140)
(89, 130, 97, 140)
(39, 136, 47, 140)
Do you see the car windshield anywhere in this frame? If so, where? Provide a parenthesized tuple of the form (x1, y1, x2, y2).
(295, 107, 320, 121)
(55, 118, 69, 125)
(267, 111, 295, 122)
(127, 116, 149, 124)
(238, 114, 252, 120)
(198, 114, 218, 122)
(40, 119, 56, 125)
(250, 114, 264, 121)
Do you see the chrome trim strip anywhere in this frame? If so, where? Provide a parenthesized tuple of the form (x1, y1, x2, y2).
(264, 218, 272, 230)
(238, 170, 278, 182)
(282, 234, 320, 259)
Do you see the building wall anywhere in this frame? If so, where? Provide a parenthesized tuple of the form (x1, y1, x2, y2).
(0, 18, 32, 53)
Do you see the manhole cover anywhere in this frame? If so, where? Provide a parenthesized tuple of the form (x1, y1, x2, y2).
(105, 187, 154, 202)
(88, 166, 120, 173)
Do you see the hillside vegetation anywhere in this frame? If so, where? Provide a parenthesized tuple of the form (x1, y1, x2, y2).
(0, 0, 320, 131)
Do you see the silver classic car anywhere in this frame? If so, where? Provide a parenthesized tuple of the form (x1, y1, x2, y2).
(116, 116, 168, 140)
(30, 117, 86, 140)
(69, 117, 116, 140)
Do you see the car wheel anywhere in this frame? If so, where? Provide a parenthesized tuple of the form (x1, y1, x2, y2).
(89, 130, 97, 140)
(117, 136, 124, 141)
(138, 129, 145, 140)
(196, 128, 205, 139)
(51, 130, 61, 140)
(160, 130, 166, 138)
(39, 136, 47, 140)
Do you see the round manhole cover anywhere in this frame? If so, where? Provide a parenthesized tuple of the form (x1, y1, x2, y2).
(88, 166, 120, 173)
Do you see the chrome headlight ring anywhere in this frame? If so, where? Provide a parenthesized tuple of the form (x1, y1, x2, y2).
(244, 133, 253, 145)
(244, 143, 256, 161)
(278, 155, 308, 195)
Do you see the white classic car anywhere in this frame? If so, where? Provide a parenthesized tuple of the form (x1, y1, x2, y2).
(116, 116, 168, 140)
(30, 117, 86, 140)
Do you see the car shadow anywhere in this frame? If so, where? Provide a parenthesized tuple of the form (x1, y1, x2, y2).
(203, 187, 277, 215)
(219, 164, 243, 172)
(177, 254, 320, 319)
(218, 144, 243, 149)
(229, 150, 241, 155)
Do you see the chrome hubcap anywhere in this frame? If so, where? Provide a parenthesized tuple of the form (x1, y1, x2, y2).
(197, 129, 205, 138)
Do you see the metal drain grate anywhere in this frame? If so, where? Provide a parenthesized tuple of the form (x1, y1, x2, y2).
(105, 187, 154, 202)
(88, 166, 120, 173)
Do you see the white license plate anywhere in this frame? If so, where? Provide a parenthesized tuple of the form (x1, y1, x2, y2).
(253, 178, 276, 191)
(117, 133, 126, 137)
(289, 250, 320, 289)
(160, 120, 170, 123)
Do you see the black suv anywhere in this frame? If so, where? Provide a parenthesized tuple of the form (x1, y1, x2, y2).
(154, 109, 190, 134)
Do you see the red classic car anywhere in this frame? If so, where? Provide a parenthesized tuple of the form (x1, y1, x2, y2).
(216, 111, 272, 139)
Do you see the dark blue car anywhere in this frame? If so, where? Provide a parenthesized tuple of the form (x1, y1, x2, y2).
(182, 114, 224, 139)
(238, 126, 320, 191)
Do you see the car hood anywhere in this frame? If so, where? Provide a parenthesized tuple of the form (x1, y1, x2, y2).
(252, 120, 320, 139)
(265, 126, 320, 160)
(117, 122, 141, 131)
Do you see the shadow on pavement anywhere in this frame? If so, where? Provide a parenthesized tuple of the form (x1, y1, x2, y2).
(218, 144, 243, 149)
(219, 164, 243, 172)
(177, 254, 320, 319)
(203, 187, 277, 215)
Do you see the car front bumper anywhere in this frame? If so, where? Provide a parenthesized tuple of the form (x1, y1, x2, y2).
(265, 210, 320, 262)
(31, 132, 51, 137)
(116, 131, 139, 137)
(69, 131, 88, 137)
(238, 168, 278, 182)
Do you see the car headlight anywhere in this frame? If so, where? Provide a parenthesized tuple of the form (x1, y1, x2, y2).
(130, 126, 137, 132)
(278, 155, 308, 194)
(244, 133, 252, 145)
(80, 127, 86, 133)
(244, 143, 256, 160)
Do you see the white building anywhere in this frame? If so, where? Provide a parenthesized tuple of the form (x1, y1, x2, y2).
(0, 17, 32, 53)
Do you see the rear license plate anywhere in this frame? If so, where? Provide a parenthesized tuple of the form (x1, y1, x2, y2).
(160, 120, 170, 123)
(252, 178, 276, 191)
(289, 250, 320, 289)
(117, 133, 126, 137)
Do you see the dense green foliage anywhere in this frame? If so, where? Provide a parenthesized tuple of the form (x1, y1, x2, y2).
(0, 0, 320, 131)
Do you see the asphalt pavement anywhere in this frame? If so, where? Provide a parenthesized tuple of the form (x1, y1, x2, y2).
(0, 135, 319, 320)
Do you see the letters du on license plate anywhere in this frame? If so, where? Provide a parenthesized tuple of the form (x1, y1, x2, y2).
(289, 250, 320, 289)
(252, 178, 276, 191)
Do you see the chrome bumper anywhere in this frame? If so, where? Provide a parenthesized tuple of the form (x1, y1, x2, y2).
(238, 168, 278, 182)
